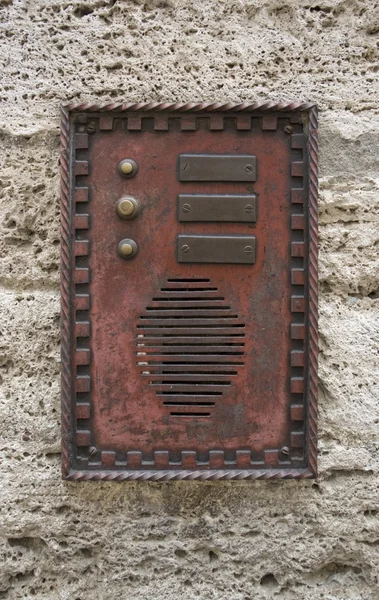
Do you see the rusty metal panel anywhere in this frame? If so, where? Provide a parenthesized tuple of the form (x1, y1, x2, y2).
(60, 102, 318, 481)
(178, 194, 257, 222)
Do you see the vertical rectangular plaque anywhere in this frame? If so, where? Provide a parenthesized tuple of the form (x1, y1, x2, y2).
(60, 102, 318, 481)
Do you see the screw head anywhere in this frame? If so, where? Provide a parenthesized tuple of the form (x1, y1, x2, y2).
(181, 244, 190, 253)
(89, 446, 98, 457)
(284, 125, 293, 134)
(182, 203, 191, 213)
(244, 245, 254, 255)
(245, 164, 253, 174)
(281, 446, 290, 456)
(244, 204, 254, 214)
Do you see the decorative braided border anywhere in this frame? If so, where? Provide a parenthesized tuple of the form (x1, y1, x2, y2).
(62, 101, 315, 113)
(60, 101, 318, 481)
(60, 104, 73, 478)
(307, 106, 318, 476)
(65, 468, 313, 481)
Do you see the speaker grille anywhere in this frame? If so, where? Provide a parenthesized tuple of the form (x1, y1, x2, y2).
(136, 278, 245, 417)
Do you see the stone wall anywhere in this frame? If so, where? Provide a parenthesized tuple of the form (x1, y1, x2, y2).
(0, 1, 378, 598)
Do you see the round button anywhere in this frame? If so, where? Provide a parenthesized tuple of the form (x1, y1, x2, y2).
(120, 162, 133, 175)
(119, 243, 133, 256)
(116, 196, 140, 220)
(118, 158, 138, 179)
(119, 199, 134, 215)
(118, 238, 138, 259)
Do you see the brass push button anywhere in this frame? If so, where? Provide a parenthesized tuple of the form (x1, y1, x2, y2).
(118, 238, 138, 259)
(116, 196, 140, 220)
(118, 158, 138, 178)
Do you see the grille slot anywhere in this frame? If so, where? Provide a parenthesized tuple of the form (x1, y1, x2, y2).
(170, 413, 211, 418)
(136, 278, 245, 417)
(167, 278, 211, 282)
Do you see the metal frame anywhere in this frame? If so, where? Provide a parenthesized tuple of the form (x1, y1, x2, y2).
(60, 102, 318, 481)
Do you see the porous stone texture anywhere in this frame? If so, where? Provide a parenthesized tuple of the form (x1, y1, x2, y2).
(0, 0, 379, 598)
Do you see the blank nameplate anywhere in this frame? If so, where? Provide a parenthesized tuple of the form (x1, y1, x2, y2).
(179, 154, 257, 182)
(178, 194, 257, 222)
(177, 234, 256, 264)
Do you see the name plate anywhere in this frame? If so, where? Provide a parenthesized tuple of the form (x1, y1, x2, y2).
(178, 194, 257, 222)
(177, 234, 256, 264)
(179, 154, 257, 182)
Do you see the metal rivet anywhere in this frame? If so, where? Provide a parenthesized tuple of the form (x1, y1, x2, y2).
(182, 203, 191, 213)
(244, 245, 254, 255)
(116, 196, 140, 220)
(181, 245, 190, 253)
(118, 158, 138, 178)
(118, 238, 138, 259)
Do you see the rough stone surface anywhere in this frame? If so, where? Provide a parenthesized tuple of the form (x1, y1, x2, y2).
(0, 0, 379, 598)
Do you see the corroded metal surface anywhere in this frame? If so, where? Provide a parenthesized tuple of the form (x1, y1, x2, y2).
(60, 102, 318, 481)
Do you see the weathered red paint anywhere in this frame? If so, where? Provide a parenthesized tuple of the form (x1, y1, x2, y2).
(87, 122, 289, 453)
